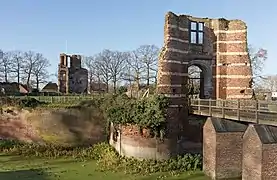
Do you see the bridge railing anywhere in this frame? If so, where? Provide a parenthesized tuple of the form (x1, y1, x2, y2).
(190, 99, 277, 126)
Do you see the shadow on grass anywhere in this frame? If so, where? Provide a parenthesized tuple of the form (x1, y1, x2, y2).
(0, 169, 51, 180)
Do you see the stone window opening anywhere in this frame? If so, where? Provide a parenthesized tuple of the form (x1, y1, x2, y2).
(190, 21, 204, 44)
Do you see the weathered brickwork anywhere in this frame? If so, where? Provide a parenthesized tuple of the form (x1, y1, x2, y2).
(58, 53, 88, 94)
(215, 66, 251, 76)
(156, 12, 253, 146)
(242, 124, 277, 180)
(159, 62, 187, 73)
(218, 43, 247, 52)
(203, 117, 247, 179)
(217, 54, 249, 64)
(156, 86, 183, 94)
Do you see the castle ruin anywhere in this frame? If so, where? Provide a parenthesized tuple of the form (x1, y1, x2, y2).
(109, 12, 254, 160)
(58, 53, 88, 94)
(156, 12, 253, 145)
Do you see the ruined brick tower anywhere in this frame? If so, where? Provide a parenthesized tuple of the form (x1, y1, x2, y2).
(157, 12, 253, 142)
(58, 53, 88, 94)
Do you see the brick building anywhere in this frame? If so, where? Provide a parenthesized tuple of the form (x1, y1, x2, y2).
(156, 12, 253, 146)
(58, 53, 88, 94)
(157, 12, 252, 101)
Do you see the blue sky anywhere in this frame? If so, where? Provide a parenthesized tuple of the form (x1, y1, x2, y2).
(0, 0, 276, 82)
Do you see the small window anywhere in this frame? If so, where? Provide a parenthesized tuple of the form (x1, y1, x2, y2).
(190, 32, 197, 44)
(198, 22, 204, 31)
(198, 32, 203, 44)
(191, 22, 197, 30)
(189, 21, 204, 44)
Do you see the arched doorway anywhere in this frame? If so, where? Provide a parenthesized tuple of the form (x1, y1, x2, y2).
(188, 60, 213, 99)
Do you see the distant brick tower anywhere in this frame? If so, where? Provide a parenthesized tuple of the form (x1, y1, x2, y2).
(58, 53, 88, 94)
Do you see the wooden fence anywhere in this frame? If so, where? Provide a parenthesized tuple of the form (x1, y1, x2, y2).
(190, 99, 277, 126)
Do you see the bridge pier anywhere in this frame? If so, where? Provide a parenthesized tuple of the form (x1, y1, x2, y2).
(203, 117, 247, 179)
(242, 124, 277, 180)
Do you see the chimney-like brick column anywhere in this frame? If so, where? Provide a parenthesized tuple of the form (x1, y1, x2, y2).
(212, 19, 253, 99)
(203, 117, 247, 179)
(157, 12, 190, 150)
(243, 124, 277, 180)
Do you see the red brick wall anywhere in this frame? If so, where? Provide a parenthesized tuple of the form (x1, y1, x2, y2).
(242, 125, 262, 180)
(262, 144, 277, 179)
(212, 20, 252, 99)
(216, 132, 244, 179)
(203, 119, 216, 179)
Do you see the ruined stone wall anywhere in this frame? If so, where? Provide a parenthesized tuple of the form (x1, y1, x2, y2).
(157, 12, 190, 140)
(211, 19, 252, 99)
(58, 53, 88, 94)
(157, 12, 253, 101)
(58, 54, 69, 93)
(69, 68, 88, 94)
(156, 11, 253, 154)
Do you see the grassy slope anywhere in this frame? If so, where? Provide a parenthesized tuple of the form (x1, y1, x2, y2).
(0, 154, 208, 180)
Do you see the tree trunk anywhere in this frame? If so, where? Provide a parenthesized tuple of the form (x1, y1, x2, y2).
(146, 65, 150, 86)
(97, 76, 101, 92)
(17, 65, 20, 84)
(105, 81, 109, 93)
(4, 67, 8, 82)
(36, 76, 39, 90)
(113, 78, 117, 93)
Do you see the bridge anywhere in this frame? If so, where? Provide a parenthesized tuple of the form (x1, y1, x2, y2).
(190, 98, 277, 125)
(189, 98, 277, 180)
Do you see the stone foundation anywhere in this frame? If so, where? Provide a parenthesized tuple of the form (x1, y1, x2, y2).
(242, 124, 277, 180)
(109, 123, 172, 159)
(203, 117, 247, 179)
(109, 123, 202, 160)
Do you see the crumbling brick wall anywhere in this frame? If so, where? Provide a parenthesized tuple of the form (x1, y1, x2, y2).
(58, 53, 88, 94)
(156, 12, 253, 139)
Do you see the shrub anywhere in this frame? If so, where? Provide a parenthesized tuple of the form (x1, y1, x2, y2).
(106, 94, 169, 138)
(18, 97, 46, 108)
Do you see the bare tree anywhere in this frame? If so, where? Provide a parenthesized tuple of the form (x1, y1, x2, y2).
(10, 50, 24, 84)
(84, 56, 94, 91)
(22, 51, 36, 87)
(248, 45, 268, 87)
(0, 50, 13, 82)
(95, 49, 113, 92)
(84, 56, 102, 93)
(124, 50, 145, 88)
(109, 51, 127, 92)
(136, 45, 159, 86)
(31, 53, 50, 90)
(259, 75, 277, 92)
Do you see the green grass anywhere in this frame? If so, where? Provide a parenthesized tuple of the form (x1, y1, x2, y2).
(0, 154, 209, 180)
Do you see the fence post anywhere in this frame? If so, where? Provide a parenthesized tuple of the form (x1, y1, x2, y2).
(255, 100, 259, 124)
(208, 99, 212, 116)
(222, 100, 225, 119)
(237, 99, 240, 121)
